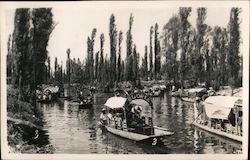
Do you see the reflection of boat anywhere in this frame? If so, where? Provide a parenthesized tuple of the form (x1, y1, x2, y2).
(193, 96, 242, 142)
(193, 126, 242, 154)
(151, 85, 161, 97)
(37, 86, 60, 103)
(180, 88, 209, 103)
(100, 92, 174, 146)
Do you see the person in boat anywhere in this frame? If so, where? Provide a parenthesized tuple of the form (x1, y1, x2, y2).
(114, 112, 123, 129)
(127, 105, 144, 130)
(107, 109, 115, 127)
(194, 97, 205, 124)
(78, 91, 84, 101)
(100, 108, 107, 125)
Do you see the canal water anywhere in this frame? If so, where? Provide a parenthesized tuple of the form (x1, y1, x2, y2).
(37, 93, 242, 154)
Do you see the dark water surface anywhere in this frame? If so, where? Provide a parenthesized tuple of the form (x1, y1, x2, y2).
(37, 93, 242, 154)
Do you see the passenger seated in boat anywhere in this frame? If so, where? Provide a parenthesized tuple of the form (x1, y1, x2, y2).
(100, 108, 107, 125)
(107, 110, 114, 126)
(127, 105, 145, 131)
(114, 113, 123, 129)
(78, 91, 84, 101)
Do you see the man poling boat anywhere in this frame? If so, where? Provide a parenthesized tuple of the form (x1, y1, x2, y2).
(99, 90, 174, 146)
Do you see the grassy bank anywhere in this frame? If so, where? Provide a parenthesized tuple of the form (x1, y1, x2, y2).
(7, 86, 54, 153)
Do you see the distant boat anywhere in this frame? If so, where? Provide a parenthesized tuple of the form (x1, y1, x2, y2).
(180, 88, 213, 103)
(151, 85, 161, 97)
(78, 92, 93, 109)
(159, 85, 167, 92)
(99, 92, 174, 146)
(193, 96, 242, 142)
(37, 86, 60, 103)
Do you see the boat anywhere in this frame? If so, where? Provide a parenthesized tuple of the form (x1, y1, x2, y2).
(99, 91, 174, 146)
(180, 88, 211, 103)
(78, 92, 93, 109)
(159, 85, 167, 92)
(193, 96, 242, 142)
(37, 86, 60, 103)
(151, 85, 161, 97)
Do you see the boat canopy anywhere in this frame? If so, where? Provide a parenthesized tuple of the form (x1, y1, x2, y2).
(104, 97, 127, 109)
(43, 86, 59, 93)
(130, 99, 152, 108)
(188, 88, 207, 93)
(203, 96, 242, 120)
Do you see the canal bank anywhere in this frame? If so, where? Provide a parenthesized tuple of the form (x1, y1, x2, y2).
(7, 86, 53, 153)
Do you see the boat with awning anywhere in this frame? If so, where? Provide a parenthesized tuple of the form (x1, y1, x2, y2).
(180, 87, 211, 103)
(193, 96, 243, 142)
(100, 91, 174, 146)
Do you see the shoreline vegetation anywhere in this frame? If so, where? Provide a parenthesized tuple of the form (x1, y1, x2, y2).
(7, 86, 53, 153)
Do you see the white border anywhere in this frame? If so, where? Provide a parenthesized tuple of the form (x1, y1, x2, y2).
(1, 1, 249, 160)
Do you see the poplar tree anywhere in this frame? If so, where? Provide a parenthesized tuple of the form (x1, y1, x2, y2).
(149, 26, 154, 80)
(227, 8, 241, 94)
(117, 31, 123, 82)
(109, 14, 117, 84)
(179, 7, 192, 90)
(126, 14, 134, 81)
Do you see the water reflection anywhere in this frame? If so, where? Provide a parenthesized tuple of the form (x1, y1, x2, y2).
(39, 93, 242, 154)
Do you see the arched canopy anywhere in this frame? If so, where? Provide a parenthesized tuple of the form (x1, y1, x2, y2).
(203, 96, 242, 120)
(104, 97, 127, 109)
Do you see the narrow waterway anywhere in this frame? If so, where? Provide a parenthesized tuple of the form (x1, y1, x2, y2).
(36, 92, 242, 154)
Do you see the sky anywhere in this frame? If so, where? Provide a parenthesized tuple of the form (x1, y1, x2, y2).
(4, 4, 240, 70)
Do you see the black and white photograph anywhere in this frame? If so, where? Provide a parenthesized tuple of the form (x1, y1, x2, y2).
(1, 1, 249, 160)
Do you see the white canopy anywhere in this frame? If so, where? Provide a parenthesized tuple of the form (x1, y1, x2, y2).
(188, 88, 207, 93)
(130, 99, 151, 108)
(104, 97, 127, 109)
(203, 96, 242, 120)
(43, 86, 59, 93)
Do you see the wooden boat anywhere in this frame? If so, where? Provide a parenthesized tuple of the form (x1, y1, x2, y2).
(78, 93, 93, 109)
(37, 86, 60, 103)
(193, 96, 242, 142)
(100, 92, 174, 146)
(180, 88, 208, 103)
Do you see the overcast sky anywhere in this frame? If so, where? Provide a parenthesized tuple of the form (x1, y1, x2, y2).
(4, 3, 244, 70)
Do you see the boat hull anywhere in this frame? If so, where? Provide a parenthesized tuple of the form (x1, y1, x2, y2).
(79, 103, 93, 109)
(181, 97, 195, 103)
(104, 125, 173, 145)
(193, 121, 242, 142)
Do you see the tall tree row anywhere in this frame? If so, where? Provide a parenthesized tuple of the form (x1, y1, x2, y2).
(9, 8, 54, 101)
(8, 9, 242, 94)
